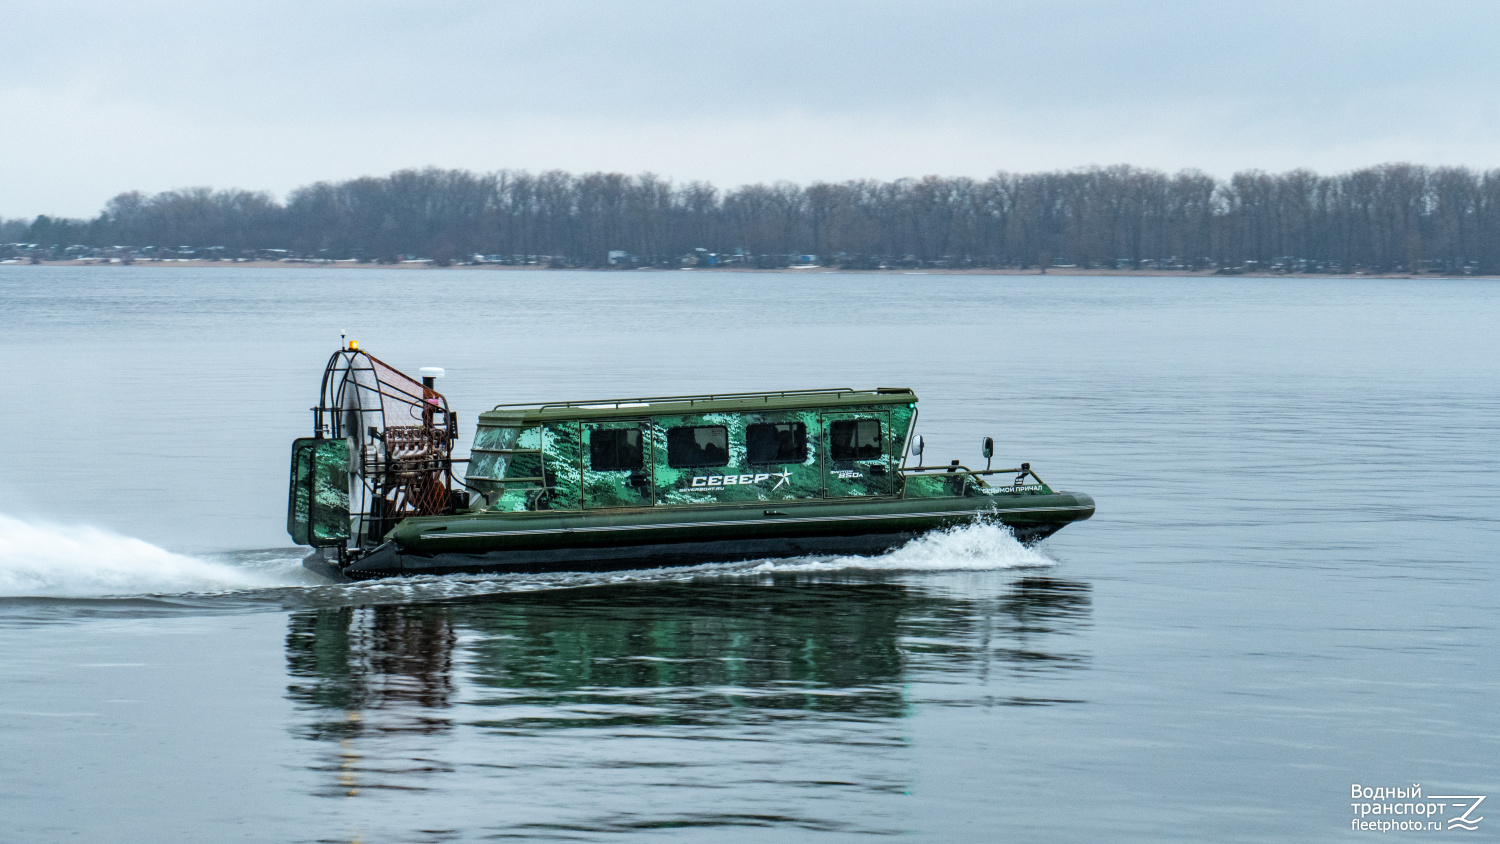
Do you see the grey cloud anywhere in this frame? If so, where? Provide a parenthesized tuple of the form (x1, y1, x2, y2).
(3, 0, 1500, 216)
(7, 0, 1496, 117)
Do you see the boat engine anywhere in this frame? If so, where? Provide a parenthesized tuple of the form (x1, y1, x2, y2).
(287, 341, 462, 560)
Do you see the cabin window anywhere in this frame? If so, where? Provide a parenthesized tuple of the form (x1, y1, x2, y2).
(589, 427, 643, 471)
(830, 419, 882, 461)
(746, 422, 807, 464)
(666, 425, 729, 468)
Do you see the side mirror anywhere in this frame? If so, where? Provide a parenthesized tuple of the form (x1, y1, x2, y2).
(981, 436, 994, 471)
(911, 434, 924, 468)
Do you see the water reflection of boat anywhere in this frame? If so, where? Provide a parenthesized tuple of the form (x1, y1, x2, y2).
(283, 577, 1092, 806)
(287, 344, 1095, 581)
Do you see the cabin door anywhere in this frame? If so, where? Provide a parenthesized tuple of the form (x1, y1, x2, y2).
(287, 437, 351, 547)
(581, 420, 655, 509)
(820, 411, 896, 497)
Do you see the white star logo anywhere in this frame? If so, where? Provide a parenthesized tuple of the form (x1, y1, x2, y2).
(770, 470, 792, 491)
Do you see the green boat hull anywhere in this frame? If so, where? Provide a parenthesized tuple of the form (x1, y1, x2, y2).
(308, 491, 1094, 582)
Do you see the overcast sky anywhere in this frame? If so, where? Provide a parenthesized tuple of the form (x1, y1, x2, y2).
(4, 0, 1499, 217)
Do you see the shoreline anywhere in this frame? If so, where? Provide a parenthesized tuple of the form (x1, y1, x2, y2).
(0, 259, 1486, 280)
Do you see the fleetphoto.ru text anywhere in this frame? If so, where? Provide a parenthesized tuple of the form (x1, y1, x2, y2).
(1351, 785, 1485, 832)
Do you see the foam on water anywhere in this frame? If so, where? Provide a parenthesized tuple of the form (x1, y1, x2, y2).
(346, 521, 1051, 601)
(751, 519, 1053, 573)
(0, 513, 298, 597)
(0, 512, 1047, 603)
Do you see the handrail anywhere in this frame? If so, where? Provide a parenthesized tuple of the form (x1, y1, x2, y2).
(904, 465, 1024, 475)
(902, 462, 1048, 489)
(488, 387, 901, 412)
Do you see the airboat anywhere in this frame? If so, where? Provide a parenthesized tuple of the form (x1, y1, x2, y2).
(288, 343, 1095, 582)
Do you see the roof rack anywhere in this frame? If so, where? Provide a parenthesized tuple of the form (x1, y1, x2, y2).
(489, 387, 913, 412)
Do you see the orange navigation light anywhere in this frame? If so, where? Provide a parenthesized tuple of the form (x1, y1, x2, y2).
(349, 340, 359, 351)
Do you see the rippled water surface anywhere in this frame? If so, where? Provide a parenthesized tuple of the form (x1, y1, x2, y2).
(0, 267, 1495, 841)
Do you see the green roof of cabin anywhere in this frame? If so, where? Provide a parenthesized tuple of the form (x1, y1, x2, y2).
(478, 388, 917, 425)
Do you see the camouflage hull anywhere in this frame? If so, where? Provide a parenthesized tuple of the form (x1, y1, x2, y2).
(306, 492, 1095, 582)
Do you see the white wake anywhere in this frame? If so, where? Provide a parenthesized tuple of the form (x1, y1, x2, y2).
(751, 519, 1053, 573)
(0, 513, 288, 597)
(0, 513, 1051, 599)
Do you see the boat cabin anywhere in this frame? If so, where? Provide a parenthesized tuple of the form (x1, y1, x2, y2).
(465, 389, 920, 511)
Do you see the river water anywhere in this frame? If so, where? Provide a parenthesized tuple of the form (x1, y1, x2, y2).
(0, 267, 1494, 842)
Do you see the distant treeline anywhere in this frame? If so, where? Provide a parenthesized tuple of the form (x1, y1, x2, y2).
(8, 163, 1500, 271)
